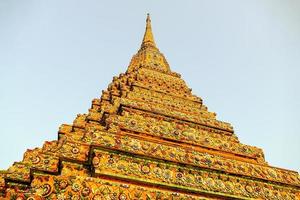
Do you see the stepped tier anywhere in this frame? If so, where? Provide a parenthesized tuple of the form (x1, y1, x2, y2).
(1, 14, 299, 200)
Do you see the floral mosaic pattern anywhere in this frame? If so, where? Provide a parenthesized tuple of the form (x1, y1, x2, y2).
(23, 149, 59, 173)
(77, 130, 300, 186)
(2, 174, 216, 199)
(93, 148, 298, 200)
(1, 15, 300, 200)
(6, 163, 31, 183)
(108, 110, 263, 160)
(120, 97, 233, 132)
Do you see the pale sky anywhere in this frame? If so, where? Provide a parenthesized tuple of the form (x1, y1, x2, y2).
(0, 1, 299, 172)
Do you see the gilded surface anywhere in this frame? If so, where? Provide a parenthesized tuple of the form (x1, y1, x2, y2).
(107, 110, 263, 159)
(77, 129, 299, 186)
(1, 14, 300, 200)
(15, 174, 214, 200)
(120, 97, 233, 132)
(93, 149, 298, 199)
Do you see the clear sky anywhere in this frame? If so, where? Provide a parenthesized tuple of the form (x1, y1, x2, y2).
(0, 1, 299, 172)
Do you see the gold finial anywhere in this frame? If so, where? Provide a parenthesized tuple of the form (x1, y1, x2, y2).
(141, 13, 157, 49)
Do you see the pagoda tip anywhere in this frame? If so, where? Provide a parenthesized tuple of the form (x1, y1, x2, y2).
(141, 13, 156, 49)
(146, 13, 151, 23)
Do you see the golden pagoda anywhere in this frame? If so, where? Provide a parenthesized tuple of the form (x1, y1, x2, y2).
(1, 14, 300, 200)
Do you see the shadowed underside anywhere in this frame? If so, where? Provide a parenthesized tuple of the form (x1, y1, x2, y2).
(1, 14, 300, 200)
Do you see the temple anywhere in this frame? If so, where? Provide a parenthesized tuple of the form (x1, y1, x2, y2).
(1, 14, 300, 200)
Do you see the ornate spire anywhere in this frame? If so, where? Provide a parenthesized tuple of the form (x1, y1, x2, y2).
(140, 13, 157, 49)
(127, 14, 171, 73)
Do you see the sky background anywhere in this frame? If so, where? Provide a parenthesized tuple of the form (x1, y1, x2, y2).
(0, 0, 299, 172)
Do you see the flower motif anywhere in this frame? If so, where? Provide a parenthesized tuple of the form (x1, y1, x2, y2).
(72, 147, 79, 154)
(141, 143, 150, 151)
(129, 119, 137, 127)
(119, 193, 127, 200)
(40, 183, 52, 197)
(81, 187, 91, 197)
(108, 158, 114, 164)
(176, 172, 183, 179)
(59, 180, 68, 190)
(72, 183, 81, 192)
(141, 165, 150, 174)
(31, 156, 41, 164)
(92, 156, 100, 166)
(195, 176, 203, 183)
(43, 159, 50, 164)
(245, 185, 253, 193)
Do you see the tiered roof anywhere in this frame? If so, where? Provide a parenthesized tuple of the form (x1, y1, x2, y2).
(1, 14, 299, 200)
